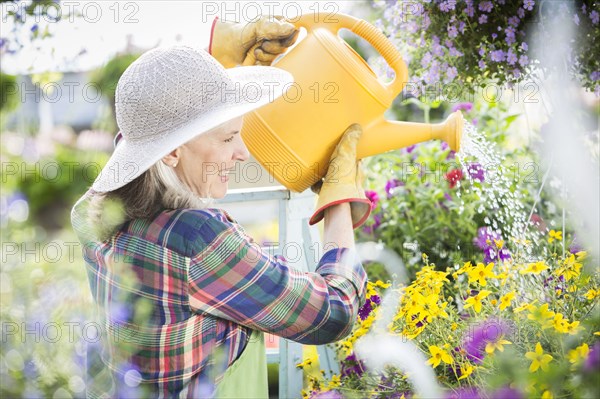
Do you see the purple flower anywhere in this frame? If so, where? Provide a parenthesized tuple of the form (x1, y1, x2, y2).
(446, 66, 458, 80)
(452, 102, 473, 113)
(573, 13, 580, 26)
(358, 300, 372, 320)
(465, 5, 475, 17)
(478, 14, 488, 24)
(421, 52, 433, 67)
(490, 50, 506, 62)
(341, 353, 365, 378)
(478, 47, 486, 56)
(591, 71, 600, 81)
(505, 28, 516, 45)
(446, 387, 480, 399)
(506, 49, 517, 65)
(462, 319, 511, 363)
(385, 178, 404, 198)
(499, 248, 512, 261)
(458, 21, 466, 33)
(31, 24, 38, 32)
(362, 213, 382, 235)
(312, 391, 343, 399)
(448, 25, 458, 38)
(483, 247, 497, 263)
(474, 227, 506, 262)
(478, 60, 486, 69)
(569, 236, 583, 254)
(491, 33, 498, 39)
(449, 47, 463, 57)
(584, 342, 600, 372)
(370, 295, 381, 305)
(518, 7, 526, 18)
(405, 144, 417, 153)
(439, 0, 457, 12)
(523, 0, 535, 11)
(479, 1, 493, 12)
(518, 54, 529, 66)
(491, 387, 524, 399)
(466, 162, 485, 182)
(591, 10, 599, 25)
(508, 16, 520, 27)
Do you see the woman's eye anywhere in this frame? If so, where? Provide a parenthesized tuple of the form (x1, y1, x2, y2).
(224, 137, 234, 143)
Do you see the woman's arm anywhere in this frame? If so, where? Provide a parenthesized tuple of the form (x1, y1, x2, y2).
(186, 210, 366, 345)
(323, 202, 354, 251)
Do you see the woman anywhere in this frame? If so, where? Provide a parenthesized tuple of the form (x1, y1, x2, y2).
(72, 16, 371, 399)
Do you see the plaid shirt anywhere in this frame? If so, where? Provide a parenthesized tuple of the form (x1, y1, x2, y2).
(71, 191, 367, 398)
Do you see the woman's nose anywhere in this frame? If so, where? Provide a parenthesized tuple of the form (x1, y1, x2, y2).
(234, 136, 250, 162)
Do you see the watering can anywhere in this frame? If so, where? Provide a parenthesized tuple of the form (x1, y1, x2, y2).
(241, 12, 464, 193)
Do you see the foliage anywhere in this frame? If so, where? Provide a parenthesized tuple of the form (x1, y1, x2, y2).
(1, 136, 107, 231)
(0, 0, 68, 53)
(373, 0, 600, 95)
(89, 53, 140, 107)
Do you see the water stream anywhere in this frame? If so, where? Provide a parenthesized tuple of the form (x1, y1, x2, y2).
(456, 122, 543, 261)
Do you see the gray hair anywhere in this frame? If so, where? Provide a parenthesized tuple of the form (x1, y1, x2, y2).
(88, 160, 213, 240)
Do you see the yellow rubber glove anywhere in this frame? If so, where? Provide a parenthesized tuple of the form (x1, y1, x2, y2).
(309, 124, 372, 229)
(209, 16, 299, 68)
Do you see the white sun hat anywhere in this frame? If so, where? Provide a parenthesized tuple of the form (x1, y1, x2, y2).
(90, 45, 294, 193)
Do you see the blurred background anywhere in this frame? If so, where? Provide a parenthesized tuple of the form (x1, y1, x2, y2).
(1, 1, 599, 398)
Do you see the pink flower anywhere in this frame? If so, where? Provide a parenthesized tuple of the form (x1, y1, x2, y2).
(364, 190, 380, 210)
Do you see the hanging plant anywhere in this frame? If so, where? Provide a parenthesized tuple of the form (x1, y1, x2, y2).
(373, 0, 599, 95)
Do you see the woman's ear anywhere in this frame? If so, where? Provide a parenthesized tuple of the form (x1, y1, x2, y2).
(162, 147, 181, 168)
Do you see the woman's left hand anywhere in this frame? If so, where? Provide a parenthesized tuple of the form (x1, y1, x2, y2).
(209, 15, 299, 68)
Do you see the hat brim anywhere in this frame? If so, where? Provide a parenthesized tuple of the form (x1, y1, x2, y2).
(91, 66, 293, 193)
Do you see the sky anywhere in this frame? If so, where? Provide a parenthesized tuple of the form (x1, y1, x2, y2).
(1, 0, 365, 74)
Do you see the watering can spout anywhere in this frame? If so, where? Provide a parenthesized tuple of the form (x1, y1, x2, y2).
(357, 111, 464, 159)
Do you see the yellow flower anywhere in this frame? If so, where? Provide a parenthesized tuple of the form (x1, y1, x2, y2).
(554, 254, 582, 281)
(467, 263, 495, 286)
(494, 239, 504, 249)
(585, 289, 599, 300)
(575, 251, 587, 260)
(427, 345, 453, 367)
(541, 390, 553, 399)
(525, 342, 553, 372)
(455, 261, 473, 275)
(519, 261, 549, 275)
(328, 374, 341, 388)
(514, 300, 537, 313)
(485, 337, 512, 354)
(296, 357, 313, 369)
(464, 290, 492, 313)
(568, 343, 589, 364)
(458, 364, 474, 380)
(527, 303, 555, 328)
(499, 291, 516, 310)
(552, 313, 569, 333)
(594, 331, 600, 336)
(451, 322, 458, 331)
(548, 230, 562, 243)
(564, 320, 581, 335)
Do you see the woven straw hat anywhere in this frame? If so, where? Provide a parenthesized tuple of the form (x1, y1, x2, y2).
(91, 45, 293, 193)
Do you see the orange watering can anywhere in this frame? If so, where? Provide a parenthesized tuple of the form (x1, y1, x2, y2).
(241, 12, 464, 193)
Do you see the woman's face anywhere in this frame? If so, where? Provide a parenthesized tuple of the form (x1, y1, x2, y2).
(163, 116, 249, 199)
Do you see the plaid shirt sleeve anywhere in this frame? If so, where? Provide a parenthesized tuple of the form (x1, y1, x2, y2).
(187, 211, 367, 345)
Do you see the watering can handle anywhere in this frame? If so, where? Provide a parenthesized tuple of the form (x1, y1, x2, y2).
(290, 12, 409, 96)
